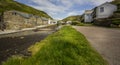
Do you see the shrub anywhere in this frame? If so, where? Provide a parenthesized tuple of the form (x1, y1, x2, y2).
(71, 21, 80, 25)
(71, 21, 84, 26)
(111, 19, 120, 27)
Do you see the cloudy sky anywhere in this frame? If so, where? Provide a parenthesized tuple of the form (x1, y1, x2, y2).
(15, 0, 113, 20)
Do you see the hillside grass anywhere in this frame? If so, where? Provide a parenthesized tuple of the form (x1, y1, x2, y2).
(2, 26, 108, 65)
(0, 0, 51, 18)
(62, 15, 81, 22)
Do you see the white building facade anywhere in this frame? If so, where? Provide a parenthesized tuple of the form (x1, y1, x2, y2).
(95, 2, 117, 19)
(84, 10, 93, 22)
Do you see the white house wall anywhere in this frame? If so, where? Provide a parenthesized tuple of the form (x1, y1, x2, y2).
(84, 14, 93, 22)
(96, 3, 117, 19)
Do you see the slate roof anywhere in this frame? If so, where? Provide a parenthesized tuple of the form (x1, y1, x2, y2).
(85, 10, 93, 14)
(13, 10, 33, 18)
(4, 10, 44, 19)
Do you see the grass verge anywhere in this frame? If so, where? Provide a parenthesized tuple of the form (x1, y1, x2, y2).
(2, 26, 108, 65)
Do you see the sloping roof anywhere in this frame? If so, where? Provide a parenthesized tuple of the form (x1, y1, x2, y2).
(13, 11, 32, 18)
(97, 2, 116, 7)
(6, 10, 33, 19)
(85, 10, 93, 14)
(100, 2, 110, 6)
(5, 10, 44, 19)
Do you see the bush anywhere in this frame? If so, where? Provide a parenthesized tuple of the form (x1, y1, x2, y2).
(76, 23, 84, 26)
(112, 21, 120, 25)
(71, 21, 84, 26)
(71, 21, 79, 25)
(114, 10, 120, 13)
(111, 19, 120, 26)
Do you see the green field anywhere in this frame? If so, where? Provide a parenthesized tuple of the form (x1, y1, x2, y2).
(3, 26, 108, 65)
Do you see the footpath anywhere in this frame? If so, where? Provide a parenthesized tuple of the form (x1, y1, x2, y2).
(0, 25, 54, 35)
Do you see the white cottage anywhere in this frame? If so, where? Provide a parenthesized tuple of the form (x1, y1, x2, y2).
(50, 19, 57, 24)
(84, 10, 93, 22)
(95, 2, 117, 19)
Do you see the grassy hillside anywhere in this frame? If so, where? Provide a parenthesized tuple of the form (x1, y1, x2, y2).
(62, 15, 81, 22)
(2, 26, 108, 65)
(111, 0, 120, 11)
(110, 0, 120, 27)
(111, 0, 120, 4)
(0, 0, 52, 18)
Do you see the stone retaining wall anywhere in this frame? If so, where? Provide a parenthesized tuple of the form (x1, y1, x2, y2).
(0, 10, 49, 30)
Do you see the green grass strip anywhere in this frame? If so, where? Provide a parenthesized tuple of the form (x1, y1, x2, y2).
(2, 26, 108, 65)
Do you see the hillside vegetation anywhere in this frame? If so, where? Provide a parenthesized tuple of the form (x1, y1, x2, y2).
(3, 26, 108, 65)
(112, 0, 120, 4)
(0, 0, 52, 18)
(62, 15, 81, 22)
(110, 0, 120, 26)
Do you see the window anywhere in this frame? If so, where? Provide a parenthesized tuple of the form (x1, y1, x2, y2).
(14, 12, 17, 15)
(12, 12, 17, 15)
(100, 7, 104, 13)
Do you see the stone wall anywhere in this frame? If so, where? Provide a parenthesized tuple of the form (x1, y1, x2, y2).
(1, 10, 47, 30)
(4, 11, 25, 30)
(37, 17, 43, 25)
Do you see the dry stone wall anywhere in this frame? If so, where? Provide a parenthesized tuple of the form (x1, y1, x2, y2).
(0, 10, 48, 30)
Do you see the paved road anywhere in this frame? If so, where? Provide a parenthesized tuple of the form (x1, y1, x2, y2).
(73, 26, 120, 65)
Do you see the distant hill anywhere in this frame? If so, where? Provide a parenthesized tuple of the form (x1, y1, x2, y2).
(62, 15, 81, 22)
(0, 0, 52, 19)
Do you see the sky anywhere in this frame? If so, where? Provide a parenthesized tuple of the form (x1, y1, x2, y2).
(15, 0, 113, 20)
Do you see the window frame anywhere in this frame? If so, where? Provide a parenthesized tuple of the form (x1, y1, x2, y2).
(100, 7, 104, 13)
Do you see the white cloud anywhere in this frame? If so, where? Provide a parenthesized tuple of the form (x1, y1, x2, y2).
(90, 0, 113, 5)
(27, 0, 113, 20)
(30, 0, 71, 13)
(73, 0, 113, 6)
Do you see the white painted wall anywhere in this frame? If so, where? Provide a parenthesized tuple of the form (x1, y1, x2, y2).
(48, 18, 51, 24)
(49, 19, 57, 24)
(96, 3, 117, 19)
(66, 21, 72, 24)
(84, 14, 93, 22)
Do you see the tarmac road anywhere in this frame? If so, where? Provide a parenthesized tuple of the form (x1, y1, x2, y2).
(73, 26, 120, 65)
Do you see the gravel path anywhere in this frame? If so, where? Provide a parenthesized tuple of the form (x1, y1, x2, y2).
(73, 26, 120, 65)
